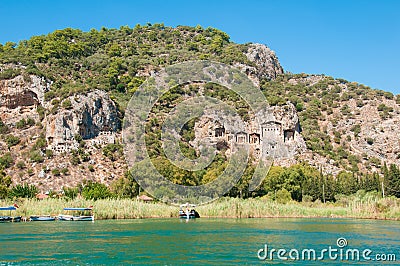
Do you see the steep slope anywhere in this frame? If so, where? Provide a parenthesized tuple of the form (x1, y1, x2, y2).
(0, 24, 398, 194)
(0, 25, 283, 191)
(261, 74, 400, 175)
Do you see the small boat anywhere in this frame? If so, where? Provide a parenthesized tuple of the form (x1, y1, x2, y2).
(0, 216, 13, 222)
(58, 207, 94, 221)
(179, 203, 200, 219)
(0, 205, 21, 223)
(30, 215, 56, 221)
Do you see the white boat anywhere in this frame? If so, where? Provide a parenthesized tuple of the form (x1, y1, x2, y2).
(179, 203, 200, 219)
(0, 205, 21, 223)
(58, 207, 94, 221)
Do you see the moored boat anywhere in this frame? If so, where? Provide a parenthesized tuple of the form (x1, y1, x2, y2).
(0, 205, 21, 223)
(58, 207, 94, 221)
(179, 203, 200, 219)
(30, 215, 56, 221)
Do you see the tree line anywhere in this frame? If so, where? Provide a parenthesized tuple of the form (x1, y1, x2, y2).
(2, 162, 399, 202)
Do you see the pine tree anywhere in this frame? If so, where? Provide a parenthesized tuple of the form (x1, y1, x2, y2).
(386, 164, 400, 197)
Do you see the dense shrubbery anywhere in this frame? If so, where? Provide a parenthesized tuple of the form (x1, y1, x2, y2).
(0, 24, 250, 111)
(80, 180, 113, 200)
(259, 163, 388, 202)
(9, 183, 38, 199)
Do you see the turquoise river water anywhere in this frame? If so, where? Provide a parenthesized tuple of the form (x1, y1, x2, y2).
(0, 218, 399, 265)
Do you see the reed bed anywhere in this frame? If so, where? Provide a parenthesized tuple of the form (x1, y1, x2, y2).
(1, 196, 399, 220)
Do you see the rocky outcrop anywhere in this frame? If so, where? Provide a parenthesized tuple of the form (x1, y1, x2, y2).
(46, 90, 120, 153)
(191, 102, 306, 160)
(0, 75, 50, 109)
(235, 43, 284, 86)
(245, 43, 284, 80)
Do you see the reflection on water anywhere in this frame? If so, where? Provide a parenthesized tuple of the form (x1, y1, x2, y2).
(0, 218, 399, 265)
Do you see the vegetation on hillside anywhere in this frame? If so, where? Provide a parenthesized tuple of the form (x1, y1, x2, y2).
(260, 73, 398, 173)
(0, 25, 399, 202)
(0, 24, 250, 113)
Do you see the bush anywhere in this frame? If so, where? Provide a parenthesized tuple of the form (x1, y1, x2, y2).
(30, 150, 44, 163)
(0, 153, 13, 168)
(81, 180, 112, 200)
(377, 104, 394, 119)
(37, 106, 46, 121)
(27, 168, 34, 176)
(33, 135, 47, 150)
(51, 168, 61, 176)
(102, 143, 123, 161)
(45, 149, 53, 158)
(88, 165, 95, 172)
(0, 170, 12, 199)
(63, 187, 79, 199)
(0, 119, 9, 134)
(15, 118, 35, 129)
(3, 134, 20, 148)
(9, 183, 38, 198)
(302, 195, 313, 203)
(350, 124, 361, 137)
(0, 68, 21, 80)
(70, 151, 81, 165)
(275, 188, 292, 204)
(61, 168, 69, 175)
(16, 161, 26, 169)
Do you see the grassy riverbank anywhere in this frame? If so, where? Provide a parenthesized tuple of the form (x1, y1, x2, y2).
(1, 194, 399, 220)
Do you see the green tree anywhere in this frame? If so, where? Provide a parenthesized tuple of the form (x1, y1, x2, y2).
(384, 164, 400, 197)
(110, 171, 139, 199)
(9, 183, 38, 198)
(81, 180, 113, 200)
(335, 171, 359, 195)
(63, 187, 79, 199)
(275, 188, 292, 204)
(0, 169, 12, 198)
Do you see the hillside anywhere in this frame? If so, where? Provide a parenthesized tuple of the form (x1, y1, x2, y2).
(0, 24, 399, 201)
(261, 74, 400, 174)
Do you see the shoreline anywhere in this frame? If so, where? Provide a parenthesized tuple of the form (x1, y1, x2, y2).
(12, 215, 400, 222)
(1, 196, 399, 221)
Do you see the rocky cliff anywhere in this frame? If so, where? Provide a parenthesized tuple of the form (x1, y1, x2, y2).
(46, 90, 120, 153)
(235, 43, 284, 86)
(0, 74, 50, 124)
(191, 102, 306, 161)
(0, 74, 123, 191)
(245, 43, 284, 80)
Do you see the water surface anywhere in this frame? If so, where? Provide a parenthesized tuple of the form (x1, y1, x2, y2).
(0, 218, 399, 265)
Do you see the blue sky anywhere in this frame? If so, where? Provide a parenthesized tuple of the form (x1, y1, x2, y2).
(1, 0, 399, 93)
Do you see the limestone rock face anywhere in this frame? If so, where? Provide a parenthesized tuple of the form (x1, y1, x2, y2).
(192, 102, 306, 161)
(0, 75, 50, 109)
(0, 75, 51, 125)
(245, 43, 284, 80)
(46, 90, 120, 153)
